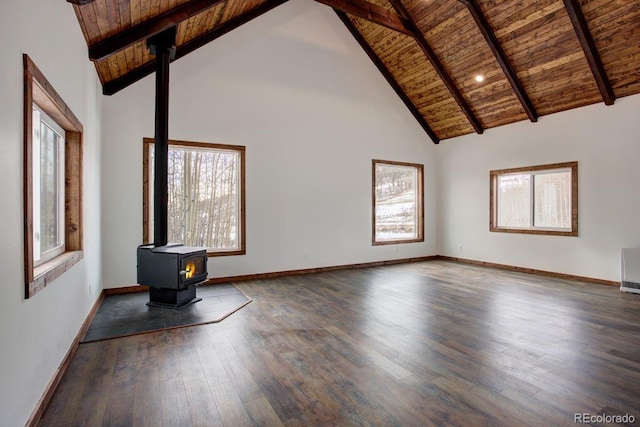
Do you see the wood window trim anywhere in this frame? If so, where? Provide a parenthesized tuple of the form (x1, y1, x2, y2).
(372, 159, 424, 246)
(24, 54, 83, 299)
(489, 161, 578, 236)
(142, 138, 246, 257)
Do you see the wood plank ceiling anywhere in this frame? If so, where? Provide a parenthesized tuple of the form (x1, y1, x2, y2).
(68, 0, 640, 143)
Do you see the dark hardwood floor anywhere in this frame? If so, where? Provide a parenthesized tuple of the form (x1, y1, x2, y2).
(39, 260, 640, 426)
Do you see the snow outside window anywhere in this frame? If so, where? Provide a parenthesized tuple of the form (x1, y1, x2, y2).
(373, 160, 424, 245)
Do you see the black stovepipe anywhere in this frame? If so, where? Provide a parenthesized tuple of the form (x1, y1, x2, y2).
(148, 27, 176, 247)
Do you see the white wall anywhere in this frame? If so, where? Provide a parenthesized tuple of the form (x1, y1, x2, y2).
(438, 94, 640, 282)
(0, 1, 103, 425)
(102, 0, 438, 288)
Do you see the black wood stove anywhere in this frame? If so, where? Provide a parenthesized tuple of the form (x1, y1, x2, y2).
(136, 27, 208, 308)
(137, 243, 207, 308)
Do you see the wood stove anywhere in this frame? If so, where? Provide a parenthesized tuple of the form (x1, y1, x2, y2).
(136, 27, 208, 309)
(137, 243, 207, 308)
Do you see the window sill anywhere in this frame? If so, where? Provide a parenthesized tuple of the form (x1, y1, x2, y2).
(30, 251, 83, 296)
(206, 249, 246, 257)
(373, 238, 425, 246)
(490, 227, 578, 237)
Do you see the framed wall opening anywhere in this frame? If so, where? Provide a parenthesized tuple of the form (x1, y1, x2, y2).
(490, 161, 578, 236)
(23, 54, 83, 298)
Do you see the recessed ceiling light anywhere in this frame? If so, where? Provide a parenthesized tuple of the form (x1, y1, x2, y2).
(475, 74, 484, 83)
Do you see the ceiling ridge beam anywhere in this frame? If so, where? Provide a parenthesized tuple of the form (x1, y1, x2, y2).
(89, 0, 226, 61)
(102, 0, 289, 95)
(387, 0, 483, 134)
(315, 0, 412, 36)
(335, 11, 439, 144)
(459, 0, 538, 122)
(562, 0, 615, 105)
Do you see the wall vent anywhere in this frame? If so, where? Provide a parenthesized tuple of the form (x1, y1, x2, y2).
(621, 248, 640, 294)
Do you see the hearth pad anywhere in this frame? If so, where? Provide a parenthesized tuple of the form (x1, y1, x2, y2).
(81, 283, 251, 343)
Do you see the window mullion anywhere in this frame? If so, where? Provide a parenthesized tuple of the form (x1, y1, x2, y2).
(530, 172, 535, 229)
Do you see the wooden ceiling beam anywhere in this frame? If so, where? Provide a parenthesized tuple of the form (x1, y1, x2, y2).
(315, 0, 412, 36)
(102, 0, 289, 95)
(459, 0, 538, 122)
(562, 0, 615, 105)
(387, 0, 483, 134)
(89, 0, 225, 61)
(335, 11, 439, 144)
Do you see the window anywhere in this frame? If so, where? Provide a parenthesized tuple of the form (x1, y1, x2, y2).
(23, 54, 83, 298)
(32, 107, 66, 265)
(143, 138, 245, 256)
(372, 159, 424, 245)
(490, 161, 578, 236)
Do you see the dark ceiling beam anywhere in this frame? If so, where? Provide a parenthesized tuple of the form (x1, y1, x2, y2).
(103, 0, 289, 95)
(387, 0, 483, 134)
(562, 0, 615, 105)
(316, 0, 412, 36)
(89, 0, 225, 61)
(67, 0, 95, 5)
(459, 0, 538, 122)
(335, 10, 439, 144)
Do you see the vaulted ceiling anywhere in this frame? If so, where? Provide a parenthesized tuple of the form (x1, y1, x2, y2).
(68, 0, 640, 143)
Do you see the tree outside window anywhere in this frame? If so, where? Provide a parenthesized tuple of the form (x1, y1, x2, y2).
(144, 139, 246, 256)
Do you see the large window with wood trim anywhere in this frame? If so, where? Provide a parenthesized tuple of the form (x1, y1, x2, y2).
(143, 139, 246, 256)
(372, 159, 424, 245)
(23, 54, 84, 299)
(490, 161, 578, 236)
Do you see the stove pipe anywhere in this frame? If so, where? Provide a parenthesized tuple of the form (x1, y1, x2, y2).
(147, 27, 176, 247)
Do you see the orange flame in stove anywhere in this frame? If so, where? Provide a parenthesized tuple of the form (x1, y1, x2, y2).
(185, 262, 196, 279)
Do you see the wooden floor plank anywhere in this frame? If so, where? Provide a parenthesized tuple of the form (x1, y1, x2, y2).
(38, 343, 101, 426)
(38, 260, 640, 426)
(183, 379, 223, 427)
(160, 377, 193, 427)
(243, 397, 285, 427)
(70, 339, 119, 426)
(210, 381, 253, 426)
(132, 366, 163, 427)
(102, 362, 135, 426)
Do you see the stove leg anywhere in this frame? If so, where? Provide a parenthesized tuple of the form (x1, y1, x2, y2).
(147, 285, 202, 309)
